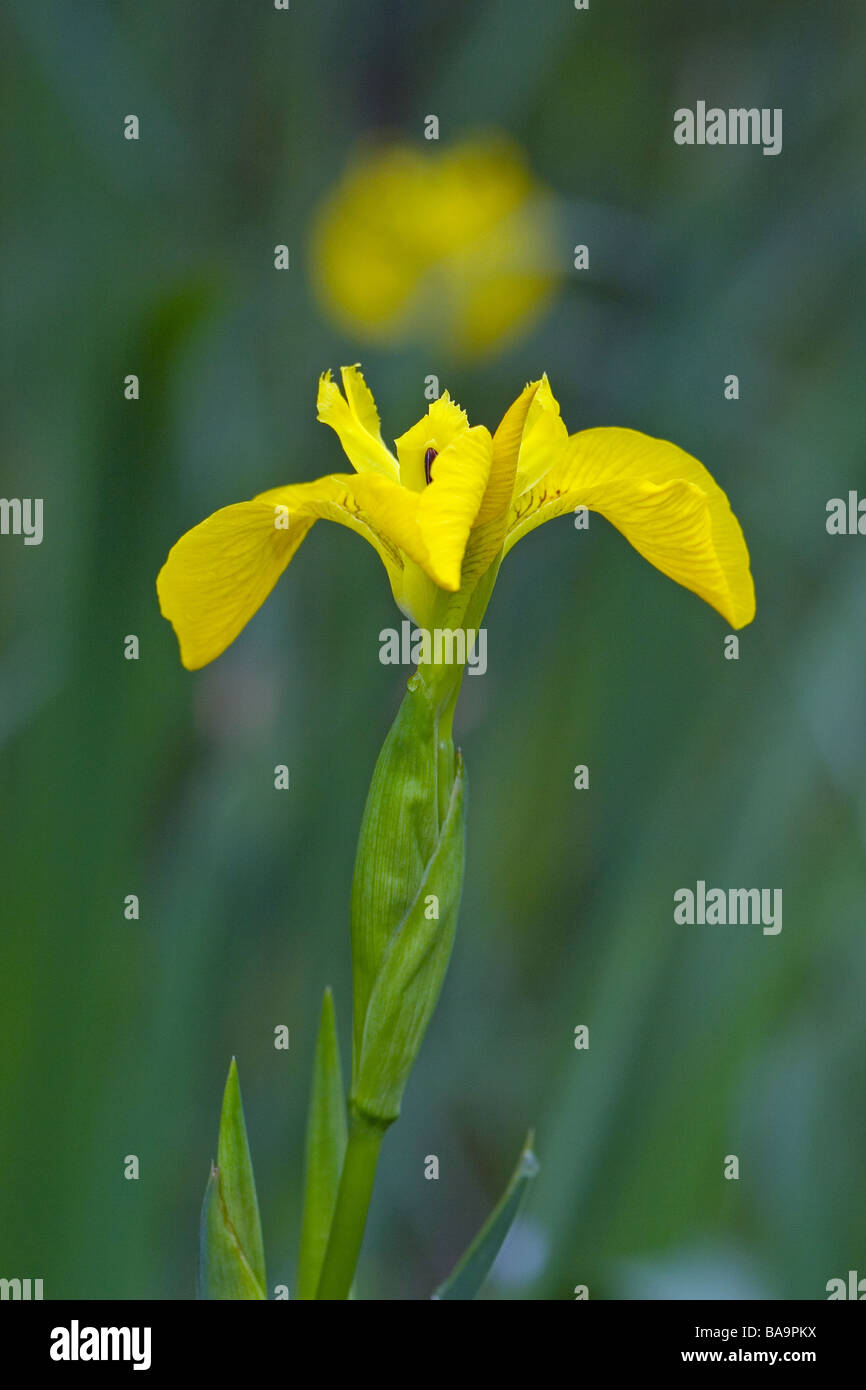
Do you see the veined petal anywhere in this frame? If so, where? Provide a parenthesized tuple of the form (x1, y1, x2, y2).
(316, 367, 399, 479)
(505, 427, 756, 628)
(446, 381, 540, 616)
(157, 475, 403, 669)
(416, 424, 493, 588)
(476, 380, 538, 526)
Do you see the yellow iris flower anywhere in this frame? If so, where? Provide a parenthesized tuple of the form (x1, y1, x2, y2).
(310, 138, 558, 358)
(157, 365, 755, 671)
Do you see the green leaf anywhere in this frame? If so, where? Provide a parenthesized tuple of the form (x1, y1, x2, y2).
(297, 988, 348, 1299)
(198, 1058, 267, 1300)
(431, 1132, 539, 1300)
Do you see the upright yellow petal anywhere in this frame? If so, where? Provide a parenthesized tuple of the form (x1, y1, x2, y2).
(449, 381, 540, 614)
(415, 424, 493, 589)
(393, 392, 470, 492)
(316, 367, 399, 479)
(157, 475, 403, 670)
(513, 373, 568, 497)
(505, 427, 755, 628)
(351, 424, 493, 592)
(476, 380, 538, 526)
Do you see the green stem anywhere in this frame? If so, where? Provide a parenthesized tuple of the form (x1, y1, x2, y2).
(315, 1114, 386, 1299)
(417, 664, 463, 827)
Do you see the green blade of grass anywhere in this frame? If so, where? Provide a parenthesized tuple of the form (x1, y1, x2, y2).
(297, 988, 348, 1299)
(432, 1132, 539, 1300)
(198, 1058, 267, 1299)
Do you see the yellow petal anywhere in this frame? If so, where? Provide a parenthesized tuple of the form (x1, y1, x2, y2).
(420, 379, 548, 622)
(351, 424, 493, 592)
(157, 475, 403, 670)
(505, 427, 755, 628)
(316, 367, 399, 479)
(476, 380, 539, 526)
(513, 373, 568, 497)
(393, 392, 470, 491)
(416, 424, 493, 589)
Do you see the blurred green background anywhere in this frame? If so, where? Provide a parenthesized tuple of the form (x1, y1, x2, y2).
(2, 0, 865, 1300)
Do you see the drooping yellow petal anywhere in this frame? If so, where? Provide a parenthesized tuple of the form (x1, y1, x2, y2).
(157, 475, 403, 670)
(157, 406, 498, 670)
(316, 367, 399, 479)
(505, 427, 756, 628)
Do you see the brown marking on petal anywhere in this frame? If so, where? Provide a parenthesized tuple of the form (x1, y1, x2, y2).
(424, 447, 437, 485)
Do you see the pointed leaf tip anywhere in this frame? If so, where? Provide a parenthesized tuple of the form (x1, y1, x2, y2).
(431, 1132, 539, 1300)
(198, 1059, 267, 1300)
(298, 988, 348, 1299)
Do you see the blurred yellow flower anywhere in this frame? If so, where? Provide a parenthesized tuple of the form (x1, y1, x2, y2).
(309, 137, 559, 358)
(157, 365, 755, 671)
